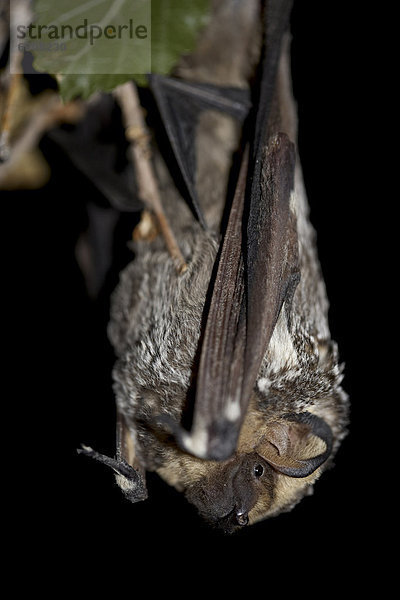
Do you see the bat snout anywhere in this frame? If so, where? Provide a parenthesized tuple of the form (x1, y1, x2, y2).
(235, 509, 249, 527)
(185, 452, 270, 531)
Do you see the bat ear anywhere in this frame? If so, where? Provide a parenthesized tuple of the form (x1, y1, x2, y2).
(256, 412, 333, 478)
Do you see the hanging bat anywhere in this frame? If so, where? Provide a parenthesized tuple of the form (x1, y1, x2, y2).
(79, 0, 349, 532)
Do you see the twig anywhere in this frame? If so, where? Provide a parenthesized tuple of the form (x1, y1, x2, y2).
(0, 94, 84, 186)
(1, 0, 31, 159)
(0, 72, 22, 161)
(113, 81, 187, 274)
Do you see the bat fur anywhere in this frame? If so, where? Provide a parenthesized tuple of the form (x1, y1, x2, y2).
(94, 0, 348, 530)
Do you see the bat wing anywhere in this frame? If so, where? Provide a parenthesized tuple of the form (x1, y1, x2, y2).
(148, 74, 251, 229)
(166, 0, 298, 461)
(244, 133, 299, 410)
(170, 133, 298, 460)
(46, 94, 141, 212)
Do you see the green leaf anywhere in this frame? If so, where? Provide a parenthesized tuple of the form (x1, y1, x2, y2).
(145, 0, 210, 81)
(57, 74, 134, 103)
(25, 0, 210, 101)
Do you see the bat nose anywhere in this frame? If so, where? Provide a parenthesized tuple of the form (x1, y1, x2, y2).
(217, 507, 249, 533)
(235, 510, 249, 526)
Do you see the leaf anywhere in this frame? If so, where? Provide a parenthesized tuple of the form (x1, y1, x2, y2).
(25, 0, 210, 101)
(146, 0, 210, 80)
(57, 74, 132, 103)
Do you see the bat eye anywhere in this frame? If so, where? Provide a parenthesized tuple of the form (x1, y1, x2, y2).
(254, 464, 264, 478)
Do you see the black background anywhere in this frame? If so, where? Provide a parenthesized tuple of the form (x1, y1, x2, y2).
(3, 0, 378, 587)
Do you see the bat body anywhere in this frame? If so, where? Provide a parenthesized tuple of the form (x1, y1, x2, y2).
(80, 0, 349, 532)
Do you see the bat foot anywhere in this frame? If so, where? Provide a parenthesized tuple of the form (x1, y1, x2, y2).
(77, 444, 148, 503)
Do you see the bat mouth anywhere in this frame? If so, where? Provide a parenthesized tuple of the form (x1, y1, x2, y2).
(215, 507, 250, 534)
(185, 453, 262, 532)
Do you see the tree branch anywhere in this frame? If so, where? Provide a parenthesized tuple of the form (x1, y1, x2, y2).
(113, 81, 187, 274)
(0, 94, 83, 187)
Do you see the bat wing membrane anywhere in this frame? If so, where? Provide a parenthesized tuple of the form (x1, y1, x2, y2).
(174, 134, 298, 460)
(148, 74, 251, 229)
(170, 0, 299, 461)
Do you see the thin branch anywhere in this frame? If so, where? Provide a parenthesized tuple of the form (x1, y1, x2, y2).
(1, 0, 31, 160)
(113, 81, 187, 274)
(0, 35, 24, 162)
(0, 72, 22, 161)
(0, 94, 84, 186)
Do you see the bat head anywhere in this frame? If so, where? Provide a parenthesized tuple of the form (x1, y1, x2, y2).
(183, 411, 333, 533)
(184, 452, 274, 533)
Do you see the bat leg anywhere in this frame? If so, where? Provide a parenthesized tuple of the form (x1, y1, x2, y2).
(147, 74, 251, 229)
(77, 445, 147, 503)
(78, 412, 147, 503)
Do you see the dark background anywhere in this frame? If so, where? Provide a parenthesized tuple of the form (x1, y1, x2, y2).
(3, 0, 376, 585)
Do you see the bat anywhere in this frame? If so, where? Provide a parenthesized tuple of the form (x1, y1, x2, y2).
(79, 0, 349, 533)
